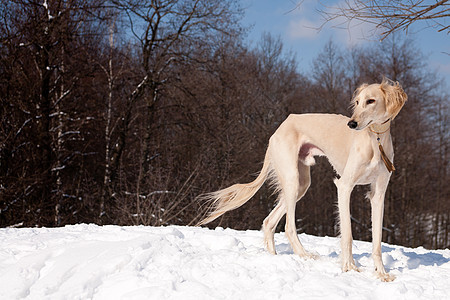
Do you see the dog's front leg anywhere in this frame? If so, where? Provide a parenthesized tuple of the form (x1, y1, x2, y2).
(335, 178, 359, 272)
(370, 178, 395, 282)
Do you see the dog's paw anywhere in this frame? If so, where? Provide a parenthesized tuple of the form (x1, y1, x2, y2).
(264, 242, 277, 255)
(304, 251, 319, 260)
(342, 261, 360, 273)
(298, 250, 319, 260)
(376, 271, 396, 282)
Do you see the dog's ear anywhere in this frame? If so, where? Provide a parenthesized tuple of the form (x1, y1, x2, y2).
(381, 77, 407, 119)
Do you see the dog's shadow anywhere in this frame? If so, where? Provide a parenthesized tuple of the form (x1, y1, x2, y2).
(275, 243, 449, 272)
(380, 246, 449, 271)
(352, 246, 450, 272)
(276, 243, 295, 255)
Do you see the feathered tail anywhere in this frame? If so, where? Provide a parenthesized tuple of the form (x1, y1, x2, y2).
(197, 149, 273, 225)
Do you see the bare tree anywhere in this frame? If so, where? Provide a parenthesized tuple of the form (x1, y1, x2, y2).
(320, 0, 450, 40)
(101, 0, 243, 221)
(310, 39, 348, 114)
(0, 0, 108, 226)
(98, 10, 118, 221)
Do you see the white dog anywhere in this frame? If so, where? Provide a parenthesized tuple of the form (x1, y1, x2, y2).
(199, 78, 407, 281)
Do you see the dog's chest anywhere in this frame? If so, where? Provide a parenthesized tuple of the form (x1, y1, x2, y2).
(357, 153, 387, 184)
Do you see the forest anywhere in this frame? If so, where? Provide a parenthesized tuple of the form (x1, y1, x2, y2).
(0, 0, 448, 249)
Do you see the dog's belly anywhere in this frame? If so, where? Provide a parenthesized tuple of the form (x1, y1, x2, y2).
(298, 143, 324, 166)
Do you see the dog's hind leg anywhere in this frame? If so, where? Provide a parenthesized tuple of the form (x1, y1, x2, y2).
(263, 164, 311, 255)
(268, 129, 314, 259)
(263, 201, 285, 255)
(283, 163, 314, 258)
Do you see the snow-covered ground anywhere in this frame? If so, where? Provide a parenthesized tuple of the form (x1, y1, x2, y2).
(1, 225, 449, 300)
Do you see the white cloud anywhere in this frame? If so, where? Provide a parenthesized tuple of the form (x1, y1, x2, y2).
(288, 18, 321, 39)
(285, 0, 381, 47)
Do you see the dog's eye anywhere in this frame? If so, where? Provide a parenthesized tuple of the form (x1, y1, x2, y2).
(366, 99, 375, 104)
(356, 101, 359, 105)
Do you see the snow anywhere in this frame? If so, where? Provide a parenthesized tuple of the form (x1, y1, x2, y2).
(0, 225, 448, 300)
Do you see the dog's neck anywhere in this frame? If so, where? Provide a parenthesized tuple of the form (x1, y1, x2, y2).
(369, 119, 391, 135)
(369, 119, 395, 172)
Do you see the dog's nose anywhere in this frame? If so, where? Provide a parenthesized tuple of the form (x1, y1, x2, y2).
(347, 120, 358, 129)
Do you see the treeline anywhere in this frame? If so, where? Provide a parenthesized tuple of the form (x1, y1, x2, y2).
(0, 0, 448, 249)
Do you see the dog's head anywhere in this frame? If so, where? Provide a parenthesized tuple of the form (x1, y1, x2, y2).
(347, 78, 407, 130)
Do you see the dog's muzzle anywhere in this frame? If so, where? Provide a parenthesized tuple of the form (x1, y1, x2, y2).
(347, 120, 358, 129)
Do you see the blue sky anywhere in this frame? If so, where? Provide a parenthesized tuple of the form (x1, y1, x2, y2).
(241, 0, 450, 87)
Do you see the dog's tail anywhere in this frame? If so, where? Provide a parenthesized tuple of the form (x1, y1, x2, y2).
(197, 149, 273, 226)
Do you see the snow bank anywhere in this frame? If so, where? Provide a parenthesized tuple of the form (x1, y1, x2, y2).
(0, 225, 448, 299)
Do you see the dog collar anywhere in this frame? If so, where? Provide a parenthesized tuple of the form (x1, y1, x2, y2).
(369, 119, 391, 135)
